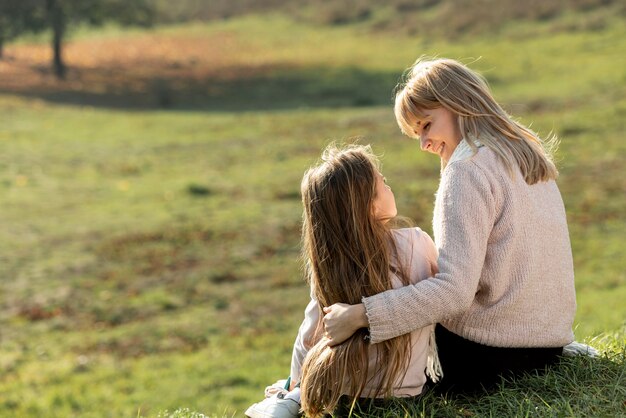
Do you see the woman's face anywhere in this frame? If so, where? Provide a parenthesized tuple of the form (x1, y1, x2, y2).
(414, 107, 463, 164)
(372, 171, 397, 222)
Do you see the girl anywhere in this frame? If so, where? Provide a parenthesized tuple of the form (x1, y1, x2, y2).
(246, 144, 441, 418)
(322, 57, 578, 394)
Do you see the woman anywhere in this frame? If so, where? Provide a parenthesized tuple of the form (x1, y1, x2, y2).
(322, 57, 577, 394)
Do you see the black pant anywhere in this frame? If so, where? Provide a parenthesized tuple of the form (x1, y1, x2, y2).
(434, 324, 563, 395)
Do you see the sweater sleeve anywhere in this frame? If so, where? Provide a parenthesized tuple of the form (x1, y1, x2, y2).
(363, 160, 496, 343)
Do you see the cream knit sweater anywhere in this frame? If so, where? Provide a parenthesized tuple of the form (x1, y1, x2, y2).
(363, 143, 576, 348)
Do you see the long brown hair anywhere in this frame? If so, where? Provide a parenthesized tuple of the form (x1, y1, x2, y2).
(394, 57, 558, 184)
(299, 144, 412, 417)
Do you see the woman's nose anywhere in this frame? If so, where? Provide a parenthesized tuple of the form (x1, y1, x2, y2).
(420, 136, 432, 151)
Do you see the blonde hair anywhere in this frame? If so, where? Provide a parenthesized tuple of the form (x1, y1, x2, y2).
(394, 57, 558, 184)
(299, 144, 412, 418)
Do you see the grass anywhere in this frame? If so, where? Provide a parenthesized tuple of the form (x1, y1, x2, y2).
(0, 8, 624, 418)
(356, 337, 626, 417)
(361, 334, 626, 418)
(156, 333, 626, 417)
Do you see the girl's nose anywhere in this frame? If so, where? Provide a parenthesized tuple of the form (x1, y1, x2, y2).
(420, 136, 432, 152)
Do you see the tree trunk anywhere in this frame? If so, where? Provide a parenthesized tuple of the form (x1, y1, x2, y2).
(52, 22, 65, 79)
(47, 0, 66, 79)
(0, 17, 5, 60)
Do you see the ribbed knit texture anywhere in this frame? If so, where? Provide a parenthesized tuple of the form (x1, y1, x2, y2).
(291, 228, 439, 397)
(363, 146, 576, 348)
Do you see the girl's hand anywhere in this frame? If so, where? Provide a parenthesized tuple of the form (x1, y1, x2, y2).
(322, 303, 368, 346)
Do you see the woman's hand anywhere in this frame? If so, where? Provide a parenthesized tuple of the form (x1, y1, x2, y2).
(322, 303, 368, 346)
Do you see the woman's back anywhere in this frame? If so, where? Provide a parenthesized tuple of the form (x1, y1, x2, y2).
(435, 146, 576, 347)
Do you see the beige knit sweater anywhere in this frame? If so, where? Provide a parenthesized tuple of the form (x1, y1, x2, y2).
(363, 144, 576, 348)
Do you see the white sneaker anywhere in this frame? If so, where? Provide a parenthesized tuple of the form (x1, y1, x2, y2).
(245, 389, 301, 418)
(562, 341, 599, 357)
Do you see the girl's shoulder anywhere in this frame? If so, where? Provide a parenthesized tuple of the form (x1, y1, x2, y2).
(391, 227, 437, 261)
(390, 227, 438, 282)
(391, 226, 424, 243)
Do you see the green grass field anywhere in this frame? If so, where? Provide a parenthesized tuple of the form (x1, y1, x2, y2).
(0, 9, 624, 418)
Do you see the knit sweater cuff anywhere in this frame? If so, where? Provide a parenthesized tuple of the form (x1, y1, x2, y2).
(363, 292, 400, 344)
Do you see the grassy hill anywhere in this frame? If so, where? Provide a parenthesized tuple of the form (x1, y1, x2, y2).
(151, 0, 625, 36)
(0, 6, 624, 418)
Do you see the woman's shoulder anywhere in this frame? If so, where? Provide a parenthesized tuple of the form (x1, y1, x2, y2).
(441, 146, 503, 196)
(446, 145, 494, 173)
(446, 145, 510, 180)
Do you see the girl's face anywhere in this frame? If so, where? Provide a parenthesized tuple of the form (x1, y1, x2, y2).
(414, 107, 462, 164)
(373, 171, 397, 222)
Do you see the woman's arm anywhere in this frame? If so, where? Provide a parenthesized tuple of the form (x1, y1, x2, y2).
(324, 161, 496, 345)
(323, 228, 439, 346)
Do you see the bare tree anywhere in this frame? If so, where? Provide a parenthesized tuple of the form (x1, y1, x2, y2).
(0, 0, 153, 78)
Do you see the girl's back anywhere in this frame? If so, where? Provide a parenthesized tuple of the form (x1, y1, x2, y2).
(294, 143, 441, 417)
(291, 227, 438, 398)
(361, 227, 438, 397)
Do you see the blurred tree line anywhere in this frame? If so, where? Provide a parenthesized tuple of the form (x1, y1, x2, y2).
(1, 0, 622, 79)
